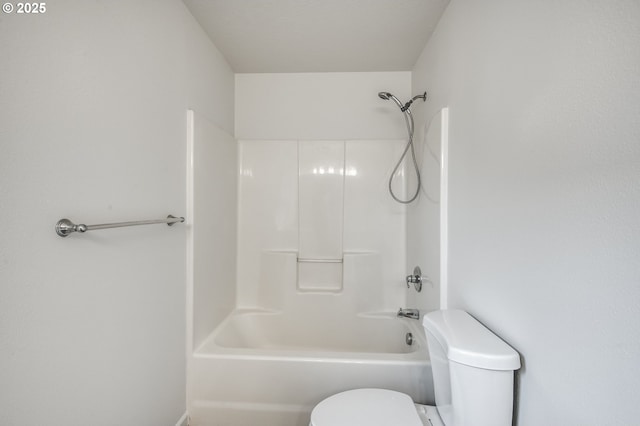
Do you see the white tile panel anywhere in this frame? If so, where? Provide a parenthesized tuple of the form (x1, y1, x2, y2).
(237, 140, 299, 307)
(343, 139, 408, 309)
(189, 110, 237, 349)
(298, 140, 345, 260)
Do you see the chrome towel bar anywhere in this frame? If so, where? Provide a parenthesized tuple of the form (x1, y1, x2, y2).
(55, 215, 185, 237)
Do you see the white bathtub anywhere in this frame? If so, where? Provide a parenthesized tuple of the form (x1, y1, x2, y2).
(188, 309, 433, 426)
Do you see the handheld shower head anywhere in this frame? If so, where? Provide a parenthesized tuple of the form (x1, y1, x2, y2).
(378, 89, 429, 204)
(378, 92, 404, 110)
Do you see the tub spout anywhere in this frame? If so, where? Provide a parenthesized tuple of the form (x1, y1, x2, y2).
(397, 308, 420, 320)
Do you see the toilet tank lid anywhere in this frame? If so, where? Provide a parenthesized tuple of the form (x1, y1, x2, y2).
(423, 310, 521, 371)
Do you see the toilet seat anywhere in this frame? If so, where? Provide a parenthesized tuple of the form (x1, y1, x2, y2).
(309, 388, 425, 426)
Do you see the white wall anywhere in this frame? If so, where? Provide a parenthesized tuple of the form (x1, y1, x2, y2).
(412, 0, 640, 424)
(235, 72, 411, 140)
(0, 1, 234, 425)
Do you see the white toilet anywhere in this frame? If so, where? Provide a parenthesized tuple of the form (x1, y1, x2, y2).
(310, 309, 521, 426)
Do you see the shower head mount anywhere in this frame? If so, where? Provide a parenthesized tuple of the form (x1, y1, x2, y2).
(378, 91, 427, 112)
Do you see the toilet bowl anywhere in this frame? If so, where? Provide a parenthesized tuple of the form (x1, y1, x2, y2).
(309, 310, 521, 426)
(309, 388, 443, 426)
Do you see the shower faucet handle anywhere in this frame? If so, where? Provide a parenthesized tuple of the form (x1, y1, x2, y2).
(405, 266, 423, 292)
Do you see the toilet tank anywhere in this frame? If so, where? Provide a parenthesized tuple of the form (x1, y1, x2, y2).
(423, 310, 521, 426)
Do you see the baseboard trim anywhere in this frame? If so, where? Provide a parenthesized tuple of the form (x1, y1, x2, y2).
(175, 411, 188, 426)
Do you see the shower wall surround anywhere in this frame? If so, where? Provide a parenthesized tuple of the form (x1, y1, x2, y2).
(237, 139, 408, 311)
(298, 141, 345, 291)
(406, 108, 449, 313)
(188, 110, 237, 351)
(235, 72, 413, 311)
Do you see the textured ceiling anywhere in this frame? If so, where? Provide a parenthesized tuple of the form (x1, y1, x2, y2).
(183, 0, 450, 73)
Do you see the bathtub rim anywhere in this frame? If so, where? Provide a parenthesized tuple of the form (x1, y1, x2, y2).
(193, 308, 430, 364)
